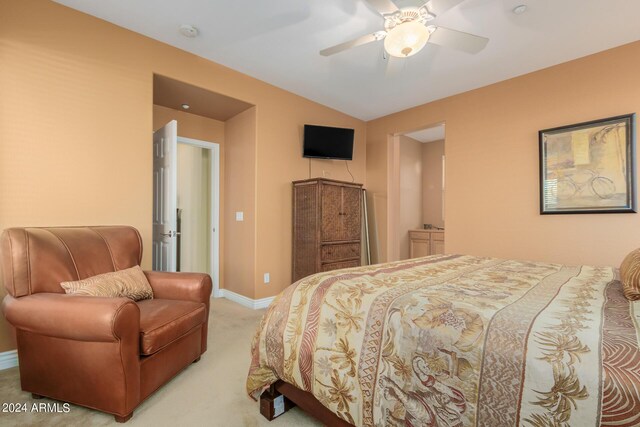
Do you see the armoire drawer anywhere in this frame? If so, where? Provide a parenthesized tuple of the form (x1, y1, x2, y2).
(321, 243, 360, 262)
(321, 259, 360, 272)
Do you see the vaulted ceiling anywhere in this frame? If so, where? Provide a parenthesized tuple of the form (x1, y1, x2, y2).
(55, 0, 640, 120)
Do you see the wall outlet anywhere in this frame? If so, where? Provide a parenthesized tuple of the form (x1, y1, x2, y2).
(235, 211, 244, 221)
(263, 273, 270, 284)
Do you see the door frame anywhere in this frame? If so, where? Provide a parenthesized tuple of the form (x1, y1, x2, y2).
(177, 136, 221, 298)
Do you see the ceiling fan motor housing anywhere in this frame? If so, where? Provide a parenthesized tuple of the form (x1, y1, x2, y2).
(384, 6, 434, 31)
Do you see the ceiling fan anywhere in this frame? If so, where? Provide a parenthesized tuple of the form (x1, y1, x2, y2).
(320, 0, 489, 58)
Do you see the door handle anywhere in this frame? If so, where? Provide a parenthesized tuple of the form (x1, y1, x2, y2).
(160, 231, 180, 237)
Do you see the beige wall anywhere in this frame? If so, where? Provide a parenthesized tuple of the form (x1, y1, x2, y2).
(153, 104, 225, 143)
(367, 41, 640, 268)
(254, 118, 366, 300)
(365, 138, 390, 264)
(224, 107, 257, 298)
(386, 136, 402, 262)
(398, 136, 423, 260)
(0, 1, 365, 352)
(422, 140, 445, 229)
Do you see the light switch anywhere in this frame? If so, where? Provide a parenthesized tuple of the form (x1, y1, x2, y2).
(235, 211, 244, 221)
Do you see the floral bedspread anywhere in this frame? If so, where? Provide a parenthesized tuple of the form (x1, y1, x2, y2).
(247, 255, 640, 426)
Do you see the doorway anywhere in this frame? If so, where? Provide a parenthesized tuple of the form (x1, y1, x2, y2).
(177, 136, 220, 280)
(152, 74, 254, 300)
(152, 121, 220, 295)
(390, 123, 446, 261)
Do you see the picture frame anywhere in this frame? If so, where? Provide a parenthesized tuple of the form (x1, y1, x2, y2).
(539, 113, 636, 214)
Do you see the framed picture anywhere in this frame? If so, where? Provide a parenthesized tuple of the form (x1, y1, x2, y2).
(539, 113, 636, 214)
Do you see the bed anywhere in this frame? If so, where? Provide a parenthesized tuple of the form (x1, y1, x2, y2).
(247, 254, 640, 426)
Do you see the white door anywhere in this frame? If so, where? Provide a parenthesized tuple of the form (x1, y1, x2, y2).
(152, 120, 178, 271)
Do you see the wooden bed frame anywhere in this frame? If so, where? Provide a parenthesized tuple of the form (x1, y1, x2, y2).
(260, 380, 354, 426)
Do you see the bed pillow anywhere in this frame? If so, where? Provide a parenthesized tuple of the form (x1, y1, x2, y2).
(60, 265, 153, 301)
(620, 248, 640, 301)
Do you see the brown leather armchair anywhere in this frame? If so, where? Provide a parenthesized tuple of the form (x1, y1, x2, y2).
(0, 226, 212, 422)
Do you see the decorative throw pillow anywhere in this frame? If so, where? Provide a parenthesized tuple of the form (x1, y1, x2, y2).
(61, 265, 153, 301)
(620, 248, 640, 301)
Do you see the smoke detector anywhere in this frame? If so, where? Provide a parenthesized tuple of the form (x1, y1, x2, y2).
(179, 24, 199, 38)
(512, 5, 528, 15)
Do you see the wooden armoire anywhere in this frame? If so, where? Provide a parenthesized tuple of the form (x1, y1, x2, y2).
(292, 178, 363, 282)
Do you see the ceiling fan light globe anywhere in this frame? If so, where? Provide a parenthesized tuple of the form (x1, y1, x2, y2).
(384, 21, 430, 58)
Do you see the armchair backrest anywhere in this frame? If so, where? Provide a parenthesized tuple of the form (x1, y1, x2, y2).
(1, 226, 143, 297)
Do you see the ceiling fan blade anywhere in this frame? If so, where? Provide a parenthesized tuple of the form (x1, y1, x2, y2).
(320, 32, 384, 56)
(424, 0, 465, 16)
(428, 26, 488, 54)
(364, 0, 399, 15)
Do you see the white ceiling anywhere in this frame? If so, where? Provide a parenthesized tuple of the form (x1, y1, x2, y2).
(404, 124, 445, 142)
(54, 0, 640, 121)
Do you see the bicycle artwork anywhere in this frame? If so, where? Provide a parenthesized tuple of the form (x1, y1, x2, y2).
(556, 169, 615, 200)
(539, 114, 636, 214)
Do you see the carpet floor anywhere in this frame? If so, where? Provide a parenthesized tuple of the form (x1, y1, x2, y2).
(0, 298, 321, 427)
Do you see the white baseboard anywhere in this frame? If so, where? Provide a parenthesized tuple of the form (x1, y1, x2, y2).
(252, 295, 276, 310)
(216, 289, 275, 310)
(0, 350, 18, 371)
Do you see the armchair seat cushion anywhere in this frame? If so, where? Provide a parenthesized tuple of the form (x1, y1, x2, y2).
(137, 299, 206, 355)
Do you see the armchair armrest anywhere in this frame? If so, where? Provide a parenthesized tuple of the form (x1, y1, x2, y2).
(2, 293, 139, 342)
(143, 271, 212, 304)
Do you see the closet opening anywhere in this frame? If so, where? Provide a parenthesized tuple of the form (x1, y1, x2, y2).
(390, 123, 446, 261)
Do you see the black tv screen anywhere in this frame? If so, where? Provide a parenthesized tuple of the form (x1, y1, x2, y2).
(303, 124, 354, 160)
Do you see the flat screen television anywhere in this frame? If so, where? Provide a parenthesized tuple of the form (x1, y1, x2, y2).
(303, 124, 354, 160)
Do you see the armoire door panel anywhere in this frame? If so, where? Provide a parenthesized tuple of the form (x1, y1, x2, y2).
(321, 184, 343, 242)
(342, 186, 361, 241)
